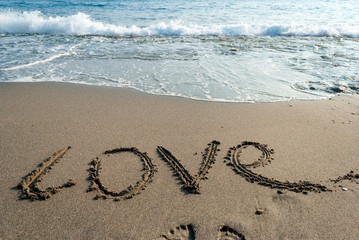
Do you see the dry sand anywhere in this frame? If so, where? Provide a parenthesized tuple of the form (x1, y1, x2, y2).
(0, 82, 358, 239)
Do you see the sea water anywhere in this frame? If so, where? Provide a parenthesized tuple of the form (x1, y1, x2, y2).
(1, 0, 359, 102)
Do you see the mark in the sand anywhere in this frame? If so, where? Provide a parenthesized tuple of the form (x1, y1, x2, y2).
(157, 141, 220, 194)
(229, 141, 274, 168)
(330, 170, 359, 184)
(159, 224, 246, 240)
(87, 147, 157, 201)
(218, 226, 246, 240)
(331, 119, 353, 125)
(17, 146, 77, 200)
(224, 141, 330, 193)
(159, 224, 195, 240)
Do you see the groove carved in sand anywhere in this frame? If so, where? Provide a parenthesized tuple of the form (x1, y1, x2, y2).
(224, 142, 330, 193)
(330, 170, 359, 184)
(17, 146, 77, 200)
(88, 147, 157, 200)
(157, 141, 220, 194)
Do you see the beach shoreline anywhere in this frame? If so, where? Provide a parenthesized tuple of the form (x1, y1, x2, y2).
(1, 82, 358, 239)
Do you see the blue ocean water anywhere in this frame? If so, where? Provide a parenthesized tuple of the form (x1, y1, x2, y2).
(1, 0, 359, 102)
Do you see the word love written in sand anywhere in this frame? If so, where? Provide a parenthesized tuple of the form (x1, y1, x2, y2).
(17, 141, 331, 201)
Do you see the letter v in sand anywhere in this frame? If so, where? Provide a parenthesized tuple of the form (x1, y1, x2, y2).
(157, 141, 220, 194)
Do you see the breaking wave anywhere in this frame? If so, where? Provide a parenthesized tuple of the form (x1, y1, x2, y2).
(1, 10, 359, 37)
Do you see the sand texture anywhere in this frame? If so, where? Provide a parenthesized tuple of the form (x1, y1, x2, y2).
(0, 83, 358, 239)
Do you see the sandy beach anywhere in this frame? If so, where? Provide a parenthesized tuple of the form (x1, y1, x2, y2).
(0, 82, 358, 239)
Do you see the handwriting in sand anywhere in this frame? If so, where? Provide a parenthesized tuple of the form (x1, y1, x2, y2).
(17, 140, 332, 201)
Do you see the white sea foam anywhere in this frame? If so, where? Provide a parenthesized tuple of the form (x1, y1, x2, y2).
(0, 48, 74, 71)
(1, 11, 359, 37)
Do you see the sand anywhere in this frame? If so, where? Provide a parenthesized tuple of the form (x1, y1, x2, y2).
(0, 82, 358, 239)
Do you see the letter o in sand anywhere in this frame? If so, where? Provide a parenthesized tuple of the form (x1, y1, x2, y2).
(88, 147, 157, 201)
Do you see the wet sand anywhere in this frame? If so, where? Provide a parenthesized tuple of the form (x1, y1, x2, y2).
(0, 82, 358, 239)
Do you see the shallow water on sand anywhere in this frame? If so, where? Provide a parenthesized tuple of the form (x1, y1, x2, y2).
(1, 0, 359, 102)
